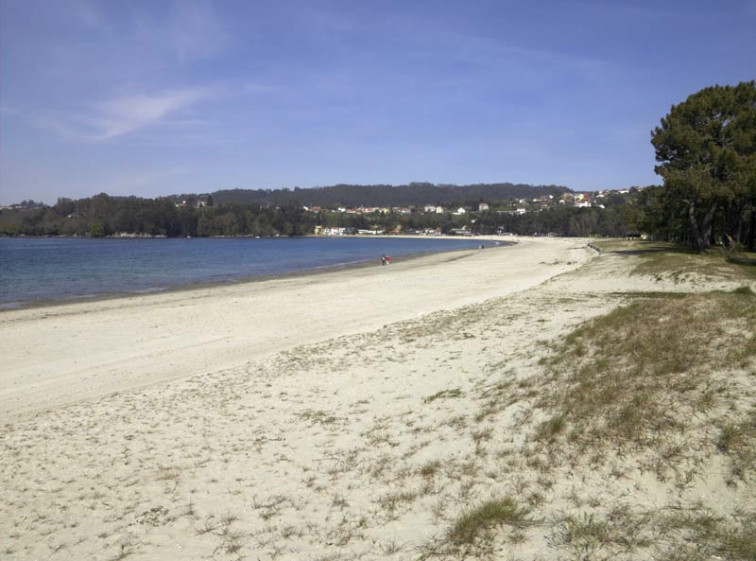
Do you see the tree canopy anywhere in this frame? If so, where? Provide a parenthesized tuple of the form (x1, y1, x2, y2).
(0, 191, 642, 239)
(650, 81, 756, 251)
(200, 183, 571, 208)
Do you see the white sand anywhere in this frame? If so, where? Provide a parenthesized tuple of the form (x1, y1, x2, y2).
(0, 237, 590, 422)
(1, 237, 752, 561)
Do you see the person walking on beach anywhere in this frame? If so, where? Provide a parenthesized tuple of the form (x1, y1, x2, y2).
(381, 255, 387, 266)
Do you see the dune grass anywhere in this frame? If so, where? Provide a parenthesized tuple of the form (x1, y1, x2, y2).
(448, 497, 532, 544)
(537, 288, 756, 462)
(594, 240, 756, 283)
(654, 507, 756, 561)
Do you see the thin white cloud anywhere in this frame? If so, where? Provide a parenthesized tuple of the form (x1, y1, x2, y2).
(44, 87, 217, 141)
(89, 88, 212, 140)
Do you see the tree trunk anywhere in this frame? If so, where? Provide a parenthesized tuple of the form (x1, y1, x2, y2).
(702, 203, 716, 248)
(688, 201, 717, 251)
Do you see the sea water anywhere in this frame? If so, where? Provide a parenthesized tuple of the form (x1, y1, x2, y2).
(0, 236, 492, 309)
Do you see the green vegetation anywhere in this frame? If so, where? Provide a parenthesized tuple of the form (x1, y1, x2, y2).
(423, 388, 463, 403)
(538, 288, 756, 455)
(0, 189, 641, 238)
(0, 194, 312, 237)
(630, 243, 743, 280)
(447, 497, 533, 545)
(549, 509, 652, 555)
(717, 411, 756, 481)
(594, 240, 756, 282)
(649, 81, 756, 252)
(210, 182, 569, 207)
(655, 507, 756, 561)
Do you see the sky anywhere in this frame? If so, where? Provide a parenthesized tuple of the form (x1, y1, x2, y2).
(1, 0, 754, 205)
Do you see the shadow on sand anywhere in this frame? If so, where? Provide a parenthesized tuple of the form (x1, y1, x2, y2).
(611, 242, 697, 257)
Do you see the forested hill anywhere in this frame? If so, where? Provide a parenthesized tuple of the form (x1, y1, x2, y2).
(201, 182, 572, 208)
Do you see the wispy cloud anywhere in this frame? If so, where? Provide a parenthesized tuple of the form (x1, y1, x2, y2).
(45, 87, 217, 141)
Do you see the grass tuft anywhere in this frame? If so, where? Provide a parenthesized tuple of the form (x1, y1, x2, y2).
(448, 497, 532, 545)
(424, 388, 463, 403)
(717, 411, 756, 480)
(534, 415, 566, 442)
(656, 507, 756, 561)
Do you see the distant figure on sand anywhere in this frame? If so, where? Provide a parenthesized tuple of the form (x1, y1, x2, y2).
(381, 255, 386, 266)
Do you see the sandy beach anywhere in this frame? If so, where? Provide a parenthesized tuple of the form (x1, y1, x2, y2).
(0, 237, 590, 422)
(1, 236, 754, 561)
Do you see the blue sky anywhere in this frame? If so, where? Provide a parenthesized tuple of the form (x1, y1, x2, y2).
(1, 0, 754, 204)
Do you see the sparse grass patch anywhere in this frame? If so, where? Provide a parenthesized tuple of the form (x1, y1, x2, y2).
(534, 415, 566, 443)
(549, 508, 652, 557)
(622, 241, 753, 283)
(538, 290, 756, 462)
(135, 505, 169, 526)
(380, 538, 407, 555)
(378, 490, 418, 516)
(655, 507, 756, 561)
(717, 410, 756, 480)
(297, 409, 341, 425)
(111, 540, 136, 561)
(608, 291, 691, 300)
(727, 250, 756, 280)
(424, 388, 463, 403)
(252, 494, 291, 521)
(447, 496, 532, 545)
(550, 512, 610, 552)
(722, 510, 756, 561)
(418, 459, 442, 479)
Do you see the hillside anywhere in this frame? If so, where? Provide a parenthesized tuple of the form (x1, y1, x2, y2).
(197, 182, 572, 208)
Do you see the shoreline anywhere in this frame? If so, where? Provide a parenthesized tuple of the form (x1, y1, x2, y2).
(0, 236, 512, 312)
(0, 237, 589, 422)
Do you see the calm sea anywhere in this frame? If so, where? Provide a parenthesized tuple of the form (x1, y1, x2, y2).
(0, 237, 493, 309)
